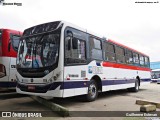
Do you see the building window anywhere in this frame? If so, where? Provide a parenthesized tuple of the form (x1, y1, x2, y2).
(115, 46, 125, 63)
(105, 43, 116, 62)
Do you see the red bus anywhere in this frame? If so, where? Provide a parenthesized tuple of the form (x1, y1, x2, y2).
(0, 28, 22, 88)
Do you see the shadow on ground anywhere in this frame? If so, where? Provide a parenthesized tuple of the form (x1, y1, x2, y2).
(0, 89, 28, 100)
(49, 88, 147, 106)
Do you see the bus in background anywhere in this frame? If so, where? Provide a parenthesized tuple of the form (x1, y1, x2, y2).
(151, 69, 160, 83)
(0, 28, 22, 88)
(16, 21, 151, 101)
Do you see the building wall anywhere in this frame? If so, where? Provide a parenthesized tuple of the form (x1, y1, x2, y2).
(150, 61, 160, 70)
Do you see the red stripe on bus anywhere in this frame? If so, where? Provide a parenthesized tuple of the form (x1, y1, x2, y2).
(102, 61, 151, 71)
(0, 55, 17, 58)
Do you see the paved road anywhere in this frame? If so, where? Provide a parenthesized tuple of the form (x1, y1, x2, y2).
(0, 83, 160, 120)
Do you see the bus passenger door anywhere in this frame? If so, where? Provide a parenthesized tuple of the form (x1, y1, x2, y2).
(63, 28, 88, 97)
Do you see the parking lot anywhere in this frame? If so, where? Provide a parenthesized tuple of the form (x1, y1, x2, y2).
(0, 83, 160, 120)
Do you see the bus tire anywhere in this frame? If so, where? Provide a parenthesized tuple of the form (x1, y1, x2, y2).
(128, 79, 139, 92)
(86, 80, 98, 102)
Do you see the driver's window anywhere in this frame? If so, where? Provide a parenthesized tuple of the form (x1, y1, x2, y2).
(65, 30, 86, 65)
(65, 36, 72, 59)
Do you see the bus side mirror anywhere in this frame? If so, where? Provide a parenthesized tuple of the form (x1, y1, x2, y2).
(8, 41, 11, 52)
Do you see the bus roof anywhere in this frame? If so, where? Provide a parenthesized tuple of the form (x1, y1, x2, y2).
(0, 28, 22, 35)
(23, 20, 103, 38)
(108, 39, 149, 57)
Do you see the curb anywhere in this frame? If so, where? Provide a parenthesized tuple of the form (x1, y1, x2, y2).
(140, 104, 156, 112)
(136, 100, 160, 108)
(31, 96, 69, 117)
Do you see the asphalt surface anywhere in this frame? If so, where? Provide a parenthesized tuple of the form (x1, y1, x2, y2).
(0, 83, 160, 120)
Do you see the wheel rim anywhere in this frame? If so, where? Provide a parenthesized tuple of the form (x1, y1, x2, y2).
(88, 84, 97, 97)
(136, 81, 139, 90)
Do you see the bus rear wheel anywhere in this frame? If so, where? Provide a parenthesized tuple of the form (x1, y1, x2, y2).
(86, 80, 98, 102)
(128, 79, 139, 92)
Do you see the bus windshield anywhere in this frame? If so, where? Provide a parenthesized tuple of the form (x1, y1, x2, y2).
(17, 33, 60, 68)
(151, 70, 160, 79)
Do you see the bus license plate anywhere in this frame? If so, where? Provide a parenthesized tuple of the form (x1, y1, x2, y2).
(28, 86, 35, 90)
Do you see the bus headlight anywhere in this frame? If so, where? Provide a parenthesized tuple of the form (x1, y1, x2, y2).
(43, 78, 53, 84)
(53, 76, 57, 80)
(48, 78, 53, 83)
(43, 79, 47, 83)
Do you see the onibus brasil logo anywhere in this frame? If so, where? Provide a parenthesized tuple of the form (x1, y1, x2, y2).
(0, 0, 22, 6)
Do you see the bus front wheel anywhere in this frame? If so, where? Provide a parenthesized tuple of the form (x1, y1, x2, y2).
(86, 80, 98, 102)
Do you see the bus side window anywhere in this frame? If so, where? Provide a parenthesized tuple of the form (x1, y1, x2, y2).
(11, 34, 21, 52)
(115, 46, 125, 63)
(133, 53, 140, 66)
(65, 36, 72, 58)
(139, 55, 145, 66)
(144, 56, 150, 68)
(105, 42, 116, 62)
(89, 36, 103, 60)
(65, 31, 86, 65)
(72, 38, 86, 60)
(125, 50, 133, 64)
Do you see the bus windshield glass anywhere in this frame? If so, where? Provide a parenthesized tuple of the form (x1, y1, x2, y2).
(151, 70, 160, 79)
(17, 33, 60, 68)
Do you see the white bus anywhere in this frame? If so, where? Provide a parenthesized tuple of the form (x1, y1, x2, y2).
(16, 21, 151, 101)
(151, 69, 160, 83)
